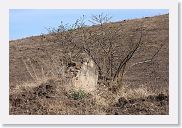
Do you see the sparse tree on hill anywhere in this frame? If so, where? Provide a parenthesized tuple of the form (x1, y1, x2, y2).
(45, 13, 163, 87)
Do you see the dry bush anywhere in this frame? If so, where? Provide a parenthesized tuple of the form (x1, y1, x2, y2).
(10, 14, 169, 115)
(44, 14, 165, 88)
(117, 84, 159, 100)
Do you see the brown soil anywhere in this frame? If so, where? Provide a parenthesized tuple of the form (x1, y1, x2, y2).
(9, 14, 169, 115)
(10, 79, 168, 115)
(107, 94, 168, 115)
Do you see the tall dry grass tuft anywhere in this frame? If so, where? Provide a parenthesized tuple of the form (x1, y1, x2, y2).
(10, 55, 70, 99)
(116, 83, 168, 100)
(19, 55, 69, 87)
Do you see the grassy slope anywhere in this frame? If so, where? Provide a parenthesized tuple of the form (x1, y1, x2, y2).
(9, 14, 169, 115)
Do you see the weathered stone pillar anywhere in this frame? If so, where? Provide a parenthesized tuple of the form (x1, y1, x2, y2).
(72, 58, 98, 92)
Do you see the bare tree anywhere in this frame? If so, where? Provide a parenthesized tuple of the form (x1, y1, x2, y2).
(89, 13, 112, 26)
(45, 13, 163, 87)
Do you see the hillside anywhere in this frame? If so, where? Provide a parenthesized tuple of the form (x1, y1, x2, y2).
(9, 14, 169, 115)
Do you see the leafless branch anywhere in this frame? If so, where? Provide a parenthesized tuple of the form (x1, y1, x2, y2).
(89, 13, 112, 26)
(123, 43, 164, 76)
(113, 27, 143, 81)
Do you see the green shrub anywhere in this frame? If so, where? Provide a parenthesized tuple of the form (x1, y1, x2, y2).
(68, 89, 87, 100)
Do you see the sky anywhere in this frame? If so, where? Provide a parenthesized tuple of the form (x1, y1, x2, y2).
(9, 9, 169, 40)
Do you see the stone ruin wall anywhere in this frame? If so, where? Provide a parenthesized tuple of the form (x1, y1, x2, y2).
(71, 59, 98, 92)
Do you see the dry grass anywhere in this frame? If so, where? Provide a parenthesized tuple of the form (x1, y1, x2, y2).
(10, 76, 168, 115)
(9, 57, 169, 115)
(117, 83, 168, 100)
(9, 14, 169, 115)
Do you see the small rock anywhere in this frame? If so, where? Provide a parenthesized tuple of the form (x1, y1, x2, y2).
(117, 97, 128, 108)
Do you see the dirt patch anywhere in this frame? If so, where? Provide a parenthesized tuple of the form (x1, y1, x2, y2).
(33, 80, 57, 98)
(9, 78, 169, 115)
(9, 14, 169, 115)
(9, 79, 101, 115)
(9, 80, 57, 114)
(106, 94, 169, 115)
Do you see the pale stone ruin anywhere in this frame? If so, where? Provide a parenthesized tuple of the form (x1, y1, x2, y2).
(66, 58, 98, 93)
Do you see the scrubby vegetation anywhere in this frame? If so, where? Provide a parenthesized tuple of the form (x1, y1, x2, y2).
(9, 14, 169, 115)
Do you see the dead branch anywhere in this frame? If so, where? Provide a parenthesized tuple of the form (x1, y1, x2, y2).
(123, 43, 164, 76)
(113, 27, 143, 81)
(89, 13, 112, 26)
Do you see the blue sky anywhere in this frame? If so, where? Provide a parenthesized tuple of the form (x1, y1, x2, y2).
(9, 9, 168, 40)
